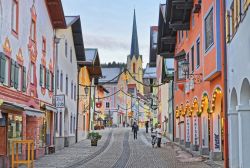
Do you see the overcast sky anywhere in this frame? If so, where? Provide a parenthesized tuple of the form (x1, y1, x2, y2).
(61, 0, 165, 67)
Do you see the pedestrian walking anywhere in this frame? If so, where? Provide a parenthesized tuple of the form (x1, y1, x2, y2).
(145, 121, 149, 133)
(132, 122, 139, 139)
(151, 126, 157, 147)
(156, 124, 162, 148)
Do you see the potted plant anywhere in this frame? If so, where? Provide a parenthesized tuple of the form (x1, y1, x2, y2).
(87, 132, 102, 146)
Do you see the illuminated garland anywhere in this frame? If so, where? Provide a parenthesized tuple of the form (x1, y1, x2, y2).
(210, 88, 222, 113)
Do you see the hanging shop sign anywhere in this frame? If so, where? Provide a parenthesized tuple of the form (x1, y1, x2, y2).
(193, 116, 199, 145)
(55, 95, 65, 108)
(96, 101, 102, 108)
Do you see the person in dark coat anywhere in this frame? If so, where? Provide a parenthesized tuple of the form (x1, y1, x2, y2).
(132, 122, 139, 139)
(145, 121, 149, 133)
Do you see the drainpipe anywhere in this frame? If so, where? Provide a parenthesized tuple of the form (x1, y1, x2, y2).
(222, 0, 229, 167)
(172, 80, 175, 142)
(76, 65, 80, 143)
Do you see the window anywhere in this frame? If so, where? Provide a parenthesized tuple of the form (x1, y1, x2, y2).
(192, 13, 195, 27)
(73, 116, 75, 133)
(181, 31, 184, 40)
(50, 72, 54, 92)
(231, 3, 235, 36)
(106, 102, 110, 108)
(70, 115, 72, 133)
(66, 75, 68, 95)
(40, 65, 45, 87)
(191, 46, 194, 72)
(31, 20, 36, 41)
(70, 47, 72, 63)
(177, 59, 185, 80)
(57, 70, 59, 89)
(18, 65, 22, 91)
(205, 8, 214, 51)
(60, 72, 63, 92)
(30, 63, 34, 84)
(14, 62, 19, 89)
(65, 40, 68, 57)
(59, 112, 62, 136)
(11, 0, 18, 34)
(55, 112, 58, 132)
(22, 67, 26, 92)
(42, 38, 46, 52)
(196, 39, 200, 68)
(46, 69, 50, 90)
(133, 63, 136, 73)
(74, 85, 76, 101)
(0, 54, 9, 85)
(71, 82, 73, 99)
(226, 10, 231, 43)
(186, 53, 190, 75)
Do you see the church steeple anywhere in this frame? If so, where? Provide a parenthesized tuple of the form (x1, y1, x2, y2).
(130, 9, 140, 59)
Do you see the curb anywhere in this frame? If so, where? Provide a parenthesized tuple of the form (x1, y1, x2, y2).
(172, 142, 223, 168)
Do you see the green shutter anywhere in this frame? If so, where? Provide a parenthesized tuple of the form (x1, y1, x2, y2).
(46, 69, 49, 89)
(14, 62, 19, 89)
(0, 54, 6, 83)
(22, 67, 26, 92)
(10, 59, 15, 87)
(48, 70, 50, 90)
(51, 73, 54, 91)
(40, 65, 43, 86)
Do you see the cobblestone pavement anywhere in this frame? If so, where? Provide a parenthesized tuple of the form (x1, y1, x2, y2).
(33, 128, 216, 168)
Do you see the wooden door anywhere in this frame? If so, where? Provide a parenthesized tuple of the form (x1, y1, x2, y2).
(0, 114, 7, 155)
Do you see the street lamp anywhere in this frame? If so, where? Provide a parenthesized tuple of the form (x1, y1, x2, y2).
(181, 60, 203, 84)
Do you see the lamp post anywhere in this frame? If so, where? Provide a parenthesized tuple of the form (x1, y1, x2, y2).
(181, 60, 202, 84)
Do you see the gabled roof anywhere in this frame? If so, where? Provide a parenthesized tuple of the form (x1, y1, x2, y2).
(65, 16, 85, 62)
(83, 48, 102, 77)
(143, 63, 157, 79)
(99, 68, 122, 84)
(46, 0, 66, 28)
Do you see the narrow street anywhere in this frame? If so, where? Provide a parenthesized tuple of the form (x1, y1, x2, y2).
(34, 128, 213, 168)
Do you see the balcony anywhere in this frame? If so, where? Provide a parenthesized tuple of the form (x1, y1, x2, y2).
(168, 0, 194, 30)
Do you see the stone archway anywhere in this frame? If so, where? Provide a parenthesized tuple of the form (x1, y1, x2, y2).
(229, 88, 239, 168)
(238, 78, 250, 168)
(211, 88, 223, 160)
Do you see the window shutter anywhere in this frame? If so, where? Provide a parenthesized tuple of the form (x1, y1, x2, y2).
(10, 59, 15, 87)
(48, 70, 50, 90)
(46, 69, 49, 89)
(244, 0, 250, 12)
(234, 0, 238, 29)
(51, 73, 54, 92)
(226, 10, 230, 43)
(237, 0, 241, 23)
(22, 66, 26, 92)
(40, 65, 43, 86)
(14, 62, 19, 89)
(0, 54, 6, 83)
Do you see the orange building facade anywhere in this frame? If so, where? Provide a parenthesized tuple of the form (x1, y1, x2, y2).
(164, 0, 227, 162)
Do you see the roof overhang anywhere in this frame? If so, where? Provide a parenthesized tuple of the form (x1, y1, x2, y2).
(70, 16, 85, 62)
(157, 3, 176, 57)
(168, 0, 193, 31)
(46, 0, 66, 28)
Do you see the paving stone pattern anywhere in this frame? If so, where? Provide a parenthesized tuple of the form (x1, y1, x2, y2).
(33, 128, 217, 168)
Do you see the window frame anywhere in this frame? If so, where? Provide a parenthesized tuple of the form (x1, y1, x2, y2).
(11, 0, 19, 36)
(196, 38, 201, 68)
(204, 8, 214, 52)
(177, 59, 185, 80)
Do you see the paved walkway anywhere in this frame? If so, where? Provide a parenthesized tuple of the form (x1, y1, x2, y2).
(32, 128, 220, 168)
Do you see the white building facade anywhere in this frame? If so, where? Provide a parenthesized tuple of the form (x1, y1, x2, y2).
(55, 16, 83, 149)
(226, 0, 250, 168)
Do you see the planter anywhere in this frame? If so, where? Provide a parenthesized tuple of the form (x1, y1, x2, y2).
(91, 139, 98, 146)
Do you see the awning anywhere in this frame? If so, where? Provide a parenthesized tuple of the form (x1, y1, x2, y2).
(0, 100, 25, 112)
(24, 107, 45, 117)
(0, 99, 45, 117)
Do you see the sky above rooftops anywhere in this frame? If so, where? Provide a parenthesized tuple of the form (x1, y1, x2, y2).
(62, 0, 165, 68)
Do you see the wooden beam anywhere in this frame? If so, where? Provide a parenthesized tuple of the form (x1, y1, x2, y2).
(169, 22, 190, 30)
(160, 52, 175, 58)
(161, 36, 176, 45)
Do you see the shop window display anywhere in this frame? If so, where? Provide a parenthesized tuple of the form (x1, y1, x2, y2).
(7, 114, 22, 155)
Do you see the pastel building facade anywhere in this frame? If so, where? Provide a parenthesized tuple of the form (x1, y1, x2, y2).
(0, 0, 66, 166)
(226, 0, 250, 167)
